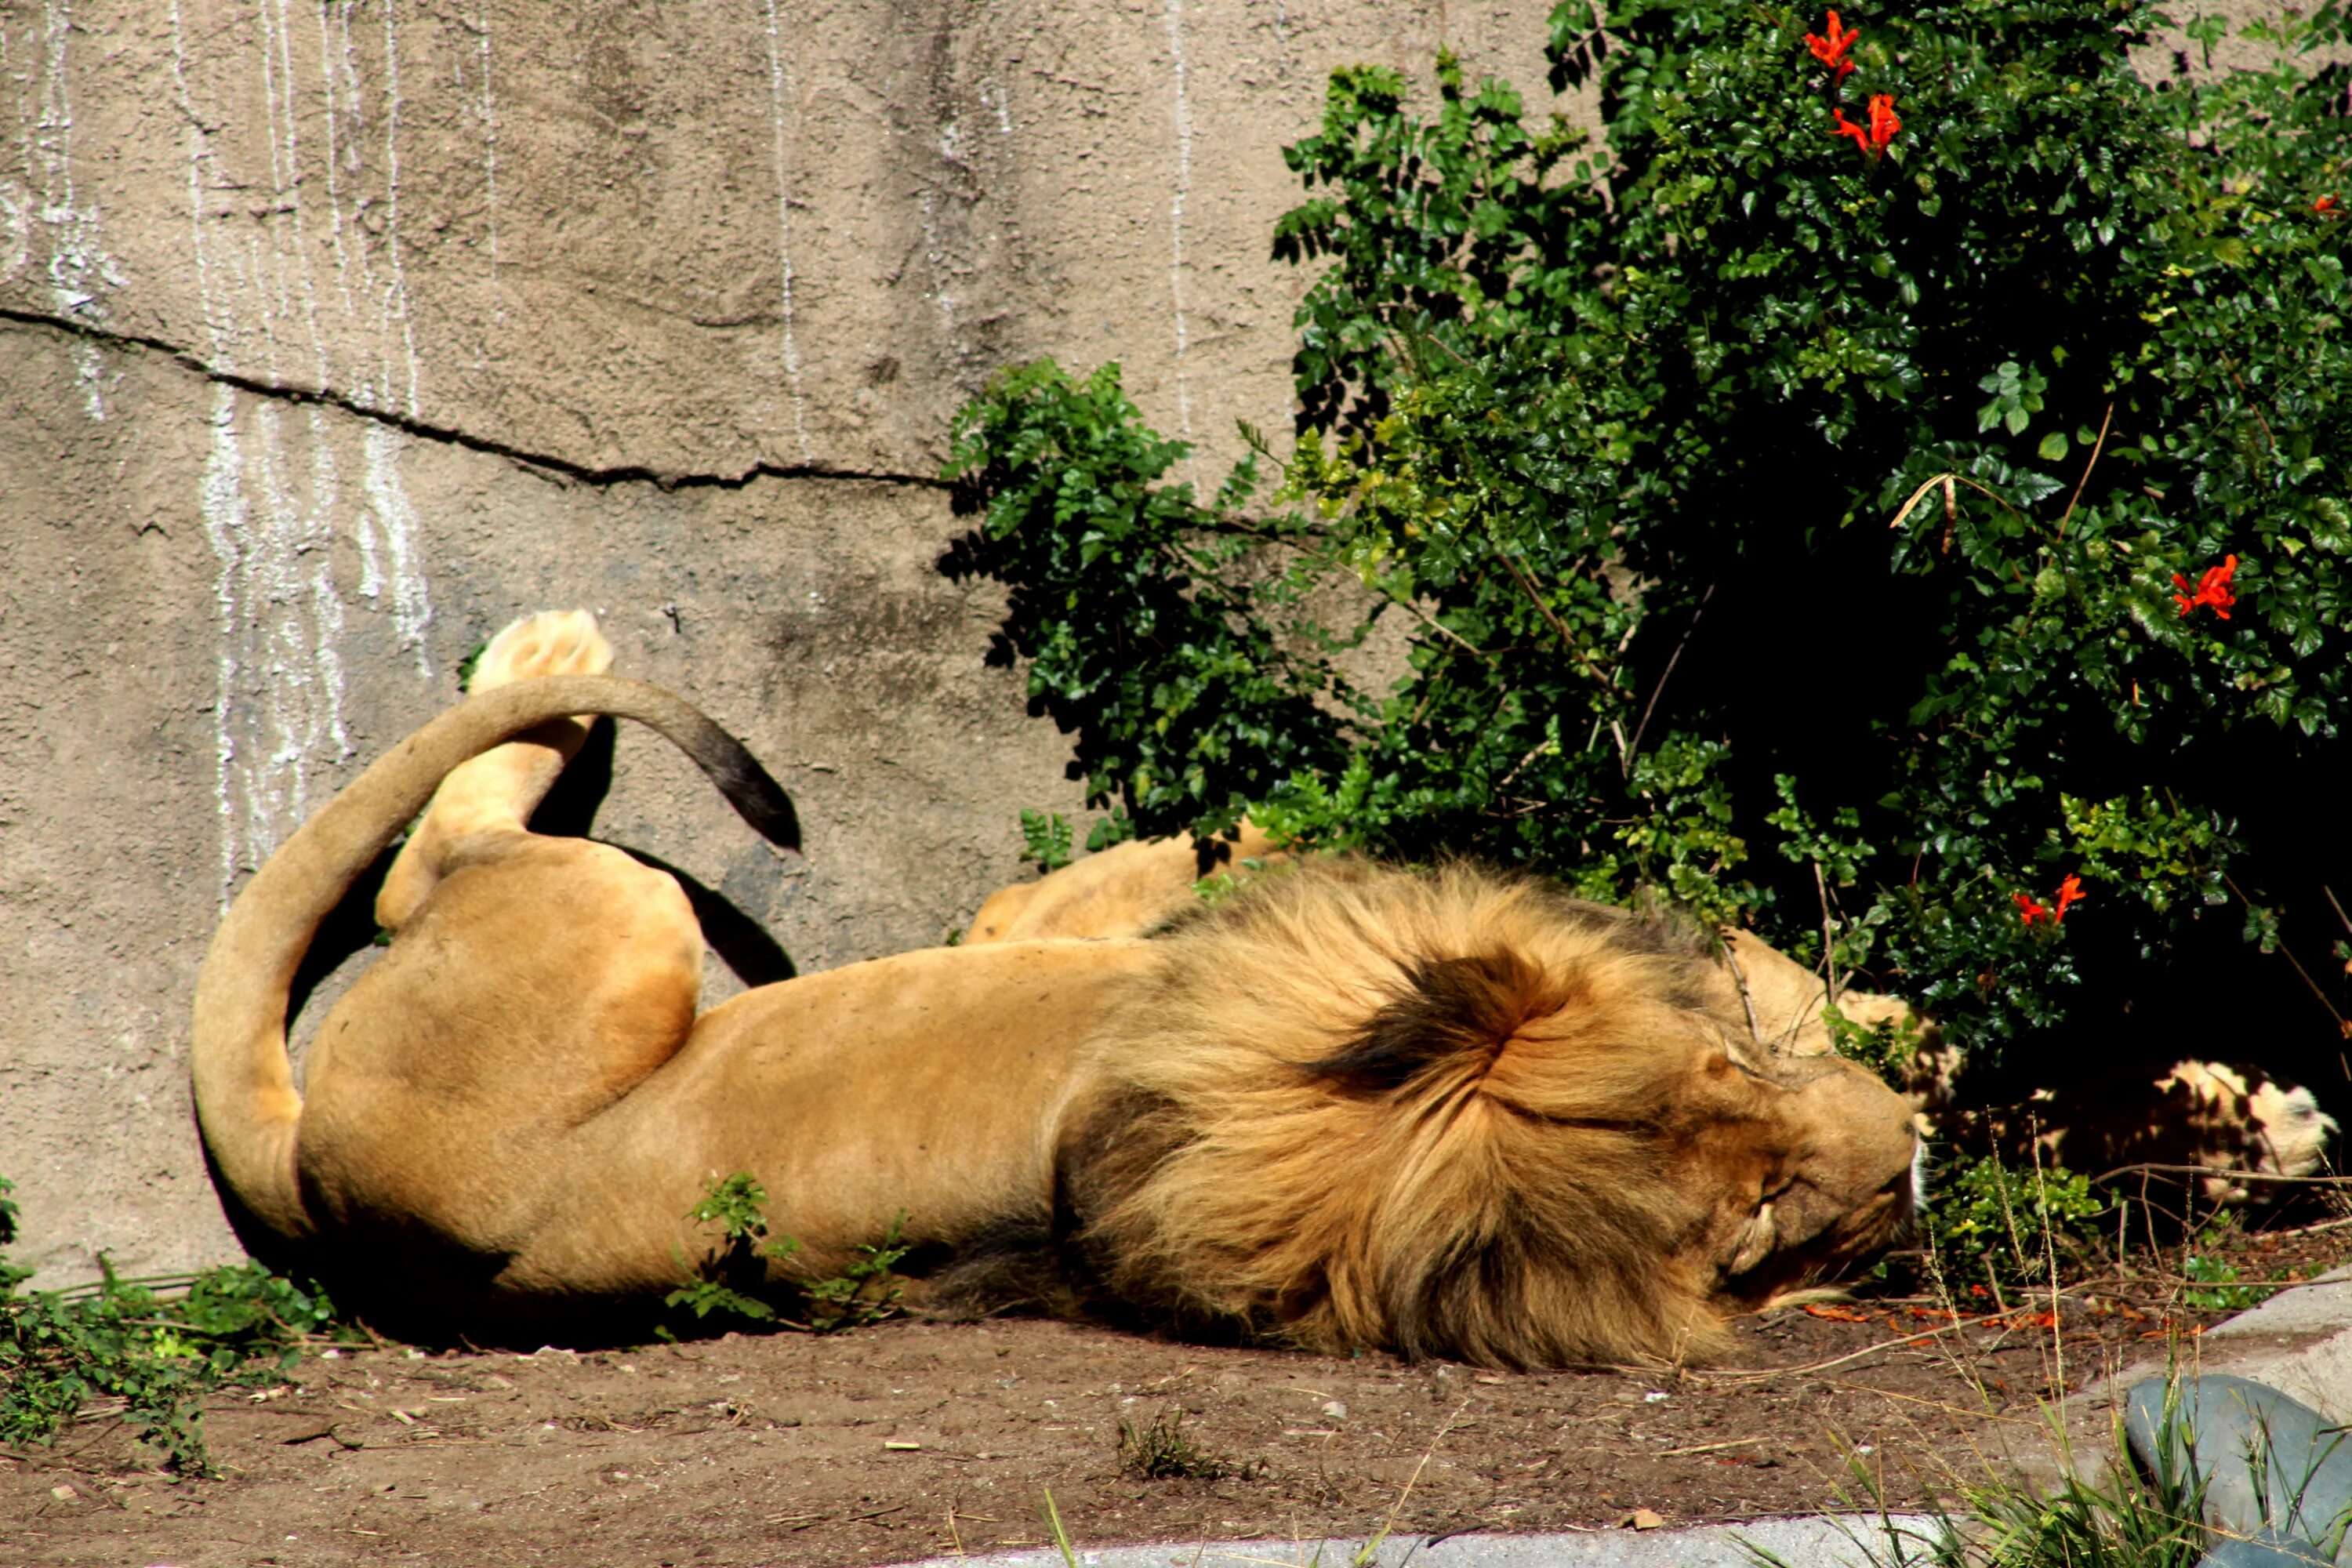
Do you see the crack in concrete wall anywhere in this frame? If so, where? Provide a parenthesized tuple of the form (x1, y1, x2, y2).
(0, 308, 950, 493)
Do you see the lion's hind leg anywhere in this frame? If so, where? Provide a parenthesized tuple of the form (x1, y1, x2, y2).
(376, 610, 614, 929)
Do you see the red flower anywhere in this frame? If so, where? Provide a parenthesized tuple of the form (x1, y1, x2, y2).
(1867, 93, 1902, 151)
(2017, 873, 2087, 927)
(1832, 94, 1901, 158)
(2318, 195, 2342, 217)
(2172, 554, 2239, 619)
(1806, 10, 1860, 82)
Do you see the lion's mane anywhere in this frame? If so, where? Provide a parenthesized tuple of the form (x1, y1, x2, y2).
(1051, 858, 1788, 1369)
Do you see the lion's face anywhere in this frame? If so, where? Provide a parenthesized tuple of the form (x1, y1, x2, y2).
(1682, 1051, 1921, 1310)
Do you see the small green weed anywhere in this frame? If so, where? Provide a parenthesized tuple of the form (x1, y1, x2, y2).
(454, 639, 488, 693)
(1040, 1486, 1083, 1568)
(0, 1174, 350, 1472)
(2180, 1253, 2264, 1313)
(2180, 1220, 2285, 1312)
(1192, 869, 1244, 907)
(802, 1215, 911, 1333)
(1924, 1156, 2108, 1298)
(1019, 809, 1074, 874)
(664, 1172, 910, 1336)
(1017, 809, 1137, 877)
(665, 1171, 797, 1327)
(1117, 1406, 1239, 1481)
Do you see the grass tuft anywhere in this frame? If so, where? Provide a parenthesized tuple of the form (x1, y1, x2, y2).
(1117, 1406, 1238, 1481)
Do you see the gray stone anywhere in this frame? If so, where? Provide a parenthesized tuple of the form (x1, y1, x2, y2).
(2199, 1532, 2332, 1568)
(2126, 1375, 2352, 1559)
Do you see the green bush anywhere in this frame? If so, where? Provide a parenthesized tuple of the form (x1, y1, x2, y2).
(946, 0, 2352, 1076)
(0, 1175, 345, 1471)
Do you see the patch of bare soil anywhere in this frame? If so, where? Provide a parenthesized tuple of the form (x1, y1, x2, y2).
(8, 1224, 2347, 1568)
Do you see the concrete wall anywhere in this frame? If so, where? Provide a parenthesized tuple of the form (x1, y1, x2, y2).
(0, 1, 1574, 1283)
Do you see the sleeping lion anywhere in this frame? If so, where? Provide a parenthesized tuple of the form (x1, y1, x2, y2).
(193, 611, 1920, 1368)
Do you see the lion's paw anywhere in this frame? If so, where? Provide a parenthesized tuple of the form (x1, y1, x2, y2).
(468, 610, 614, 692)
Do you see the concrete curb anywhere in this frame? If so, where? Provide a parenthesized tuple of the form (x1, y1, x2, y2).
(900, 1515, 1940, 1568)
(2181, 1266, 2352, 1425)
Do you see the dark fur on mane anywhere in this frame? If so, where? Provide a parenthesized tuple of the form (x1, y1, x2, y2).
(1044, 858, 1794, 1367)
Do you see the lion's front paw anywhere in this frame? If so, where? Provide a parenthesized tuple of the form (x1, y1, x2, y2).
(468, 610, 614, 692)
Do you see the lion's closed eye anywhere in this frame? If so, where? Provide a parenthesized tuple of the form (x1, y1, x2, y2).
(1726, 1202, 1778, 1275)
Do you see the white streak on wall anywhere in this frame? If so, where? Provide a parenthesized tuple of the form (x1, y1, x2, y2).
(168, 0, 227, 366)
(170, 0, 433, 903)
(379, 0, 421, 419)
(248, 398, 351, 826)
(245, 0, 289, 383)
(353, 483, 383, 600)
(313, 0, 357, 327)
(325, 0, 394, 421)
(304, 407, 350, 761)
(178, 0, 245, 907)
(978, 76, 1013, 136)
(1162, 0, 1196, 452)
(0, 16, 28, 285)
(0, 180, 26, 285)
(920, 120, 961, 346)
(759, 0, 811, 463)
(476, 0, 500, 336)
(361, 423, 434, 679)
(31, 0, 120, 418)
(247, 0, 349, 717)
(258, 0, 330, 390)
(198, 383, 249, 908)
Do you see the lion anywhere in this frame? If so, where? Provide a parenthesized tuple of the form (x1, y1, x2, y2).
(192, 611, 1921, 1368)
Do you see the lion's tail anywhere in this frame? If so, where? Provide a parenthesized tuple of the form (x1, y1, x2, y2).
(191, 674, 799, 1243)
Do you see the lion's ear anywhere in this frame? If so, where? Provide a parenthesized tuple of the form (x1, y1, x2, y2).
(1725, 1203, 1777, 1276)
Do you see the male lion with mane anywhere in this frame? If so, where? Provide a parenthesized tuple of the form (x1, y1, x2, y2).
(193, 612, 1920, 1368)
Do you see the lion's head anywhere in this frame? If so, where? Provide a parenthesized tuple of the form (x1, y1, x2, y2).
(1058, 858, 1919, 1369)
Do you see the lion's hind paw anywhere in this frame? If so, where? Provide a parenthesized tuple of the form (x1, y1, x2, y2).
(468, 610, 615, 692)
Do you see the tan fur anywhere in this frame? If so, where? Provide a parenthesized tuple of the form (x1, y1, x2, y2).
(965, 822, 1285, 943)
(194, 612, 1919, 1365)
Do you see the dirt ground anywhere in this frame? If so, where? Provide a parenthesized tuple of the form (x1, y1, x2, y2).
(9, 1221, 2347, 1568)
